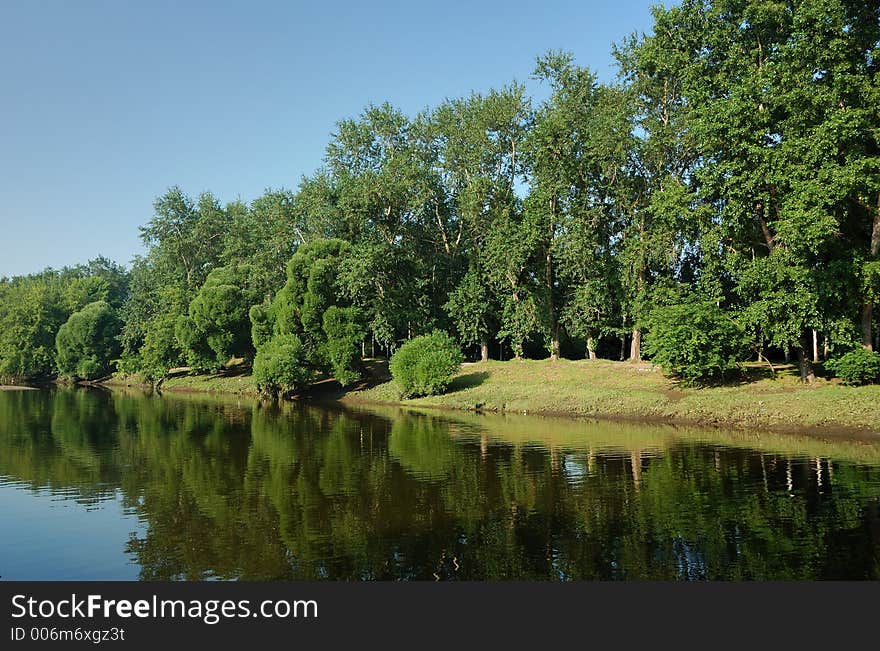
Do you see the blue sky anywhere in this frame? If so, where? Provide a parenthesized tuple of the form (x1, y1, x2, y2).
(0, 0, 663, 277)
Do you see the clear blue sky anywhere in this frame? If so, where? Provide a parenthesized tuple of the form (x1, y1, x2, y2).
(0, 0, 663, 277)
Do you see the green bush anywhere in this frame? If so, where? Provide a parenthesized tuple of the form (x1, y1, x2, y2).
(249, 303, 273, 349)
(252, 334, 312, 396)
(321, 306, 365, 386)
(644, 300, 747, 384)
(389, 331, 463, 398)
(139, 313, 183, 381)
(826, 348, 880, 386)
(181, 265, 258, 370)
(55, 301, 121, 380)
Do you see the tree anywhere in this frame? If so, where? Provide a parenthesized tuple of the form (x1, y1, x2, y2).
(529, 52, 631, 360)
(427, 87, 530, 358)
(55, 301, 122, 380)
(321, 306, 366, 386)
(0, 261, 129, 381)
(121, 187, 237, 377)
(179, 265, 260, 371)
(445, 263, 494, 361)
(253, 239, 366, 386)
(614, 5, 701, 360)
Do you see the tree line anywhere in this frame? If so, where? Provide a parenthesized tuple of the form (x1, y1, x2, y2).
(2, 0, 878, 387)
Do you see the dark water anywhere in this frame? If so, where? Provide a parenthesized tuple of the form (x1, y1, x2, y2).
(1, 388, 879, 580)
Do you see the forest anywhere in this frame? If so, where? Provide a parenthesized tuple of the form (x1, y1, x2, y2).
(1, 0, 879, 392)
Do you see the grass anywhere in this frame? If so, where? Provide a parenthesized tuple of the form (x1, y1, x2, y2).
(105, 357, 880, 434)
(106, 371, 261, 397)
(344, 358, 880, 433)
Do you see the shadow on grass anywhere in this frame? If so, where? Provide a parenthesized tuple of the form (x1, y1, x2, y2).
(300, 358, 392, 400)
(446, 371, 490, 394)
(669, 361, 823, 389)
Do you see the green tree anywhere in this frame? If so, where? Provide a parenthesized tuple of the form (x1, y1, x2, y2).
(529, 52, 631, 360)
(55, 301, 122, 380)
(179, 265, 260, 371)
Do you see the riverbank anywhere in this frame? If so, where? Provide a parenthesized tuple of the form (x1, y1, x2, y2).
(342, 359, 880, 434)
(105, 358, 880, 434)
(106, 371, 262, 397)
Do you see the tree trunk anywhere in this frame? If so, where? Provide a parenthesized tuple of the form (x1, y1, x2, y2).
(862, 303, 874, 352)
(795, 339, 816, 383)
(812, 329, 819, 363)
(546, 250, 559, 361)
(480, 335, 489, 363)
(550, 325, 560, 361)
(586, 336, 597, 360)
(861, 194, 880, 350)
(630, 328, 641, 361)
(619, 334, 627, 361)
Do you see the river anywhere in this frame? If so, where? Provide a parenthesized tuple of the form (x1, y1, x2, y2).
(1, 387, 878, 580)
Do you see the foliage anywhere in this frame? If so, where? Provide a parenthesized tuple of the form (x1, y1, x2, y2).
(826, 349, 880, 386)
(0, 261, 128, 381)
(6, 1, 880, 390)
(55, 301, 122, 380)
(180, 265, 259, 370)
(321, 306, 365, 386)
(644, 300, 747, 384)
(389, 331, 463, 398)
(139, 313, 182, 381)
(444, 264, 493, 349)
(252, 335, 312, 397)
(254, 238, 365, 385)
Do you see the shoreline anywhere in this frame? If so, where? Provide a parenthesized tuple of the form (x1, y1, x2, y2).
(96, 359, 880, 438)
(337, 394, 880, 440)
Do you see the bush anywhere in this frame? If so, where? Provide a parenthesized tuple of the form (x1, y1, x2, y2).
(252, 334, 312, 396)
(55, 301, 121, 380)
(644, 300, 747, 384)
(182, 265, 258, 369)
(390, 331, 463, 398)
(826, 348, 880, 386)
(139, 313, 183, 381)
(321, 306, 365, 386)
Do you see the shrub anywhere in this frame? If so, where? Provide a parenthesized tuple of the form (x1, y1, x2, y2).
(644, 300, 747, 384)
(139, 313, 183, 381)
(252, 334, 312, 396)
(321, 306, 365, 386)
(55, 301, 121, 380)
(249, 303, 274, 349)
(826, 348, 880, 386)
(389, 331, 463, 398)
(181, 265, 257, 369)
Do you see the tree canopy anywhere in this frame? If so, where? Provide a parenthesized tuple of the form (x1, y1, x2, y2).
(3, 0, 879, 387)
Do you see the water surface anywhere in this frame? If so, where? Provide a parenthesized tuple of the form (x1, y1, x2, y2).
(1, 388, 878, 580)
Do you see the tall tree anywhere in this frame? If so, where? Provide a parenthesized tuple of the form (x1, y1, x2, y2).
(529, 52, 631, 360)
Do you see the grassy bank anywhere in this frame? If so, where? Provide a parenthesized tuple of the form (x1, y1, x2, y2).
(106, 372, 261, 397)
(344, 359, 880, 434)
(105, 358, 880, 434)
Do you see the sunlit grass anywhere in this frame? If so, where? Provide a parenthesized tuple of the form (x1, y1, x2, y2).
(347, 358, 880, 433)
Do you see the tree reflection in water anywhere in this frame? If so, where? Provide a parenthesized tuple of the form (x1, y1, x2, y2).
(1, 388, 878, 580)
